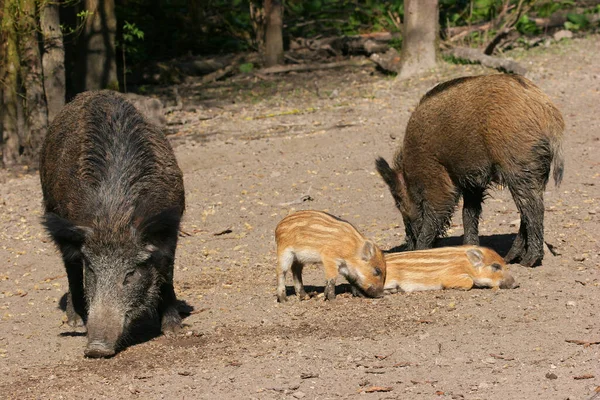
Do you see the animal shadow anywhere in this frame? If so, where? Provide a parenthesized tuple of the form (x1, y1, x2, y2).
(58, 292, 195, 348)
(285, 283, 355, 298)
(384, 234, 516, 257)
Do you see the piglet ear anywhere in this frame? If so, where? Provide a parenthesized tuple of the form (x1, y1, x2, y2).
(360, 240, 377, 262)
(42, 213, 91, 251)
(466, 248, 485, 268)
(137, 207, 182, 251)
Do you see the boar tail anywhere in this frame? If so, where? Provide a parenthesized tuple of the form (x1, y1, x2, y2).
(551, 138, 564, 187)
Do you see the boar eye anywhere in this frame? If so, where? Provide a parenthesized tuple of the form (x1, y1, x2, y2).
(491, 263, 502, 271)
(373, 267, 382, 277)
(123, 270, 137, 285)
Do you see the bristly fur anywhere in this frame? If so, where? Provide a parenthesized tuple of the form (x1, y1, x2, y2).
(39, 90, 185, 356)
(376, 74, 565, 267)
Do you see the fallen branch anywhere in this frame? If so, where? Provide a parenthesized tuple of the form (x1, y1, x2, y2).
(566, 339, 600, 348)
(198, 54, 246, 85)
(444, 47, 527, 75)
(258, 59, 373, 75)
(278, 186, 314, 206)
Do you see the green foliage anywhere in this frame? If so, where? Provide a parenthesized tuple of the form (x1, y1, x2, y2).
(564, 13, 590, 31)
(536, 1, 574, 18)
(239, 62, 254, 73)
(286, 0, 404, 38)
(516, 15, 541, 35)
(121, 21, 145, 65)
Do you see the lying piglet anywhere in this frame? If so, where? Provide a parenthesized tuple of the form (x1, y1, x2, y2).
(384, 246, 518, 294)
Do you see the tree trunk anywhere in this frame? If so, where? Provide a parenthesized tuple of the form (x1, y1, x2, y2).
(77, 0, 119, 91)
(1, 0, 23, 166)
(17, 0, 49, 164)
(41, 1, 66, 123)
(263, 0, 284, 67)
(398, 0, 439, 79)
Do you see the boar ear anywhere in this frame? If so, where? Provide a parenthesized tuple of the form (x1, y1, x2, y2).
(138, 207, 181, 249)
(360, 240, 377, 262)
(466, 248, 485, 268)
(42, 213, 91, 249)
(376, 156, 408, 206)
(376, 157, 400, 194)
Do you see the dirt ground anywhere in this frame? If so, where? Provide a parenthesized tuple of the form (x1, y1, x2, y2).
(1, 36, 599, 400)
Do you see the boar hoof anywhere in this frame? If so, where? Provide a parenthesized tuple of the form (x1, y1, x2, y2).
(161, 307, 182, 334)
(350, 286, 365, 298)
(277, 293, 288, 303)
(519, 255, 542, 268)
(84, 342, 116, 358)
(297, 291, 310, 301)
(67, 313, 85, 328)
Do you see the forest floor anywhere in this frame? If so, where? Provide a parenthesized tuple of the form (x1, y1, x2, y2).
(0, 36, 599, 400)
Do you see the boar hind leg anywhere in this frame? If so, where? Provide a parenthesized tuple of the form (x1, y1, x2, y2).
(64, 256, 86, 327)
(507, 185, 545, 267)
(462, 189, 484, 245)
(291, 261, 309, 300)
(276, 250, 293, 302)
(159, 282, 182, 334)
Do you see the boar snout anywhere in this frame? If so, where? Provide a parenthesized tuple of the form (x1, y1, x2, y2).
(84, 305, 125, 358)
(363, 284, 385, 298)
(499, 274, 519, 289)
(84, 341, 116, 358)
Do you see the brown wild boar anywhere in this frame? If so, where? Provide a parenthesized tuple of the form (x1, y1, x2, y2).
(275, 210, 386, 302)
(384, 246, 518, 294)
(376, 74, 564, 267)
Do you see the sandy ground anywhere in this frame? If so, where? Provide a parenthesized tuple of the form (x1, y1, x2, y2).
(0, 36, 599, 399)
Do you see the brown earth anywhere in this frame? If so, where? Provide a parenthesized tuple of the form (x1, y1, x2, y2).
(1, 36, 599, 399)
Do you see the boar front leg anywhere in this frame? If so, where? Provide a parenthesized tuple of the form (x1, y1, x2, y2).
(159, 282, 182, 334)
(322, 258, 338, 300)
(64, 255, 86, 327)
(462, 189, 484, 245)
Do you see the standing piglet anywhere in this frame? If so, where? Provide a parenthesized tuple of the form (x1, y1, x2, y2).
(275, 210, 386, 302)
(384, 246, 518, 294)
(40, 91, 185, 358)
(376, 74, 564, 267)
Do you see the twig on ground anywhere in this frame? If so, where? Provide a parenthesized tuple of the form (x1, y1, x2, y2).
(444, 47, 527, 75)
(258, 59, 373, 75)
(278, 186, 314, 206)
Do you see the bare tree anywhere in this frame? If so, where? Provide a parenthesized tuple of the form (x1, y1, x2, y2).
(18, 0, 49, 163)
(41, 0, 66, 122)
(398, 0, 439, 79)
(1, 0, 25, 166)
(76, 0, 119, 91)
(263, 0, 283, 67)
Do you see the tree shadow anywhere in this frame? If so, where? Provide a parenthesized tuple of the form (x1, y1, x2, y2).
(58, 292, 194, 351)
(385, 233, 517, 257)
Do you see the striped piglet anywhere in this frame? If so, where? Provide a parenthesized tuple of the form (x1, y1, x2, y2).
(275, 210, 386, 302)
(384, 246, 518, 294)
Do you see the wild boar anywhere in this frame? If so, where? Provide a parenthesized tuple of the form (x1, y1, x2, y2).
(275, 210, 386, 302)
(383, 245, 518, 294)
(40, 90, 185, 358)
(376, 74, 564, 267)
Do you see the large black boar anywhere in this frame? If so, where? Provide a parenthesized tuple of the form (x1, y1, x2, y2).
(376, 74, 564, 267)
(40, 91, 185, 357)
